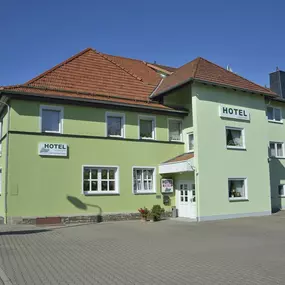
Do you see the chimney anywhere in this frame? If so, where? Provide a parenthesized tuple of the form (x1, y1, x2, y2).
(270, 68, 285, 98)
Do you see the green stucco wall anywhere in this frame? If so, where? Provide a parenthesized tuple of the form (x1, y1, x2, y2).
(6, 100, 184, 218)
(192, 83, 271, 219)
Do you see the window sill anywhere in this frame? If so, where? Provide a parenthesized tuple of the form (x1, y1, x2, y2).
(140, 137, 155, 141)
(227, 146, 246, 150)
(42, 131, 62, 134)
(107, 135, 124, 138)
(270, 156, 285, 159)
(229, 198, 248, 202)
(279, 196, 285, 198)
(134, 191, 156, 195)
(268, 120, 283, 124)
(83, 191, 119, 196)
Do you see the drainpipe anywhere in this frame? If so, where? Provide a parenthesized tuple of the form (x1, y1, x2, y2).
(0, 97, 11, 224)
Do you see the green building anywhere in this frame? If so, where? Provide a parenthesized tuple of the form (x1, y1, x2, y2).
(0, 48, 283, 224)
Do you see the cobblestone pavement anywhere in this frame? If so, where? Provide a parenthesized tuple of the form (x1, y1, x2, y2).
(1, 214, 285, 284)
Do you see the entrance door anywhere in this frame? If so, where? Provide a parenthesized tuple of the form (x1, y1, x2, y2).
(176, 181, 196, 219)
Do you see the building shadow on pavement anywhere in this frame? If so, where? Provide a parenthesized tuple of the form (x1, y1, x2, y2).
(67, 195, 103, 223)
(0, 229, 50, 236)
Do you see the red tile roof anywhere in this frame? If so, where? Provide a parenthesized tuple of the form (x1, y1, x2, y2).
(152, 57, 277, 97)
(163, 152, 194, 163)
(148, 63, 177, 73)
(1, 49, 277, 113)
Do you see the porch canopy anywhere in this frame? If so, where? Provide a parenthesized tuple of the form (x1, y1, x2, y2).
(159, 153, 194, 174)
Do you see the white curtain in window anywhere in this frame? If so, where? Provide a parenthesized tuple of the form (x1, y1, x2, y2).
(275, 108, 281, 121)
(140, 120, 153, 138)
(169, 121, 181, 141)
(107, 116, 122, 136)
(231, 130, 242, 146)
(277, 143, 283, 157)
(42, 110, 60, 132)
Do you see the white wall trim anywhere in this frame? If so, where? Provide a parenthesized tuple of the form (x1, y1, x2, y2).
(132, 166, 157, 194)
(81, 165, 120, 195)
(167, 118, 183, 142)
(138, 115, 156, 140)
(40, 105, 64, 134)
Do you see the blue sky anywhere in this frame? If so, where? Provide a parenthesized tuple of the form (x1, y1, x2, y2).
(0, 0, 283, 87)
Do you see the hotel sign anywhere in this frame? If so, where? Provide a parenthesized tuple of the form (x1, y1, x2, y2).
(219, 105, 250, 121)
(38, 143, 68, 157)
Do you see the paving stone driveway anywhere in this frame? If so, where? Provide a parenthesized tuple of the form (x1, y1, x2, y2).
(1, 214, 285, 284)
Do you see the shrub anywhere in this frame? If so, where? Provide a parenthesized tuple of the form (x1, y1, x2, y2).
(150, 205, 165, 221)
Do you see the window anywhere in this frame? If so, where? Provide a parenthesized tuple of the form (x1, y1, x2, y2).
(139, 116, 155, 139)
(40, 105, 63, 133)
(269, 142, 284, 158)
(168, 119, 182, 141)
(133, 167, 156, 194)
(106, 112, 125, 138)
(278, 185, 285, 197)
(0, 169, 2, 195)
(228, 178, 247, 200)
(83, 166, 119, 194)
(188, 133, 194, 152)
(267, 107, 282, 123)
(226, 127, 245, 149)
(0, 120, 3, 153)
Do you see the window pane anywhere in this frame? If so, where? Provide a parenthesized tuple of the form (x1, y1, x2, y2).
(83, 181, 90, 191)
(102, 169, 108, 179)
(102, 181, 108, 191)
(227, 129, 242, 147)
(279, 185, 284, 196)
(229, 180, 245, 198)
(42, 109, 60, 132)
(84, 169, 90, 179)
(91, 169, 98, 179)
(270, 143, 276, 157)
(188, 134, 194, 151)
(169, 120, 181, 141)
(107, 116, 122, 136)
(267, 107, 274, 120)
(140, 119, 153, 138)
(275, 108, 281, 121)
(91, 181, 98, 191)
(277, 143, 283, 157)
(109, 169, 115, 179)
(109, 181, 115, 191)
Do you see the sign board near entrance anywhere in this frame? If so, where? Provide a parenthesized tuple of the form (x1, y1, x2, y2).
(38, 143, 68, 157)
(219, 105, 250, 121)
(161, 179, 174, 193)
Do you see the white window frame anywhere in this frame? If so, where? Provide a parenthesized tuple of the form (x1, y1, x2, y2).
(138, 115, 156, 140)
(105, 112, 125, 138)
(269, 141, 285, 158)
(228, 178, 248, 201)
(168, 118, 182, 142)
(82, 165, 119, 195)
(187, 132, 194, 152)
(225, 126, 246, 150)
(0, 119, 3, 154)
(267, 106, 283, 124)
(40, 105, 64, 134)
(132, 166, 156, 194)
(278, 184, 285, 197)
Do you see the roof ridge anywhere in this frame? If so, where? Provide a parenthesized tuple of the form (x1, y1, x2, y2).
(97, 52, 145, 83)
(197, 57, 272, 94)
(192, 57, 202, 78)
(26, 48, 94, 85)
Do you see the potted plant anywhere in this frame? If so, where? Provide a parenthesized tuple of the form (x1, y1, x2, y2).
(138, 207, 149, 221)
(150, 205, 165, 222)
